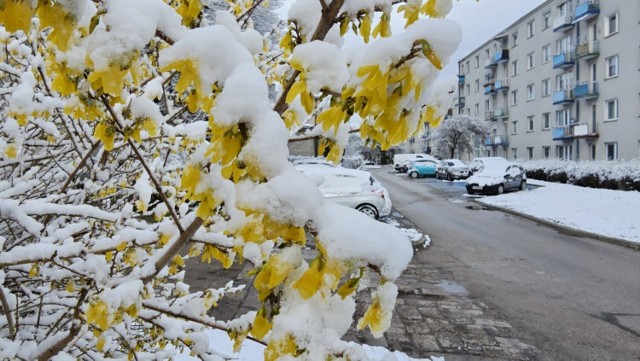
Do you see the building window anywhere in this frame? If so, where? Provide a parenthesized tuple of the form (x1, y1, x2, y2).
(475, 79, 480, 92)
(512, 32, 518, 47)
(605, 142, 618, 160)
(590, 144, 596, 160)
(605, 12, 619, 36)
(511, 148, 518, 159)
(466, 61, 470, 74)
(542, 44, 551, 63)
(527, 52, 535, 69)
(527, 115, 534, 131)
(511, 90, 518, 105)
(512, 120, 518, 134)
(543, 146, 550, 159)
(466, 84, 471, 95)
(527, 20, 535, 38)
(475, 55, 480, 68)
(605, 99, 618, 120)
(542, 112, 550, 129)
(606, 55, 619, 78)
(527, 84, 535, 101)
(511, 60, 519, 76)
(475, 103, 479, 116)
(543, 11, 551, 30)
(527, 147, 534, 160)
(542, 78, 550, 97)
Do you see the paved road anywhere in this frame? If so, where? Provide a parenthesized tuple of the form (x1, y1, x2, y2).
(372, 167, 640, 361)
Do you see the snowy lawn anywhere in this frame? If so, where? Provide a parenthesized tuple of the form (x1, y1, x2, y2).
(476, 180, 640, 244)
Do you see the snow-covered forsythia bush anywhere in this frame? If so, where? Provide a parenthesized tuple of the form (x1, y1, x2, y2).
(0, 0, 460, 359)
(523, 159, 640, 191)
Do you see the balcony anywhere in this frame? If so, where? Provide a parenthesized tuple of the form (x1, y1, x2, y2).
(458, 74, 465, 85)
(493, 107, 508, 119)
(484, 85, 495, 95)
(494, 79, 509, 91)
(553, 14, 575, 32)
(455, 96, 466, 107)
(573, 0, 599, 23)
(485, 135, 509, 147)
(574, 40, 599, 60)
(553, 89, 574, 104)
(484, 58, 497, 69)
(553, 51, 575, 69)
(553, 125, 574, 140)
(553, 123, 599, 140)
(484, 111, 495, 122)
(574, 81, 599, 100)
(483, 73, 496, 86)
(493, 49, 509, 64)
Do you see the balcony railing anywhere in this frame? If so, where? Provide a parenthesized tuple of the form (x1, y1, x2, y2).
(458, 74, 465, 84)
(553, 123, 599, 140)
(484, 85, 495, 95)
(574, 41, 599, 60)
(553, 125, 574, 140)
(484, 111, 495, 121)
(574, 0, 599, 23)
(493, 49, 509, 64)
(455, 96, 466, 107)
(553, 89, 574, 104)
(494, 79, 509, 91)
(493, 107, 508, 119)
(484, 58, 497, 69)
(574, 81, 599, 99)
(484, 74, 495, 86)
(553, 51, 575, 68)
(553, 14, 575, 32)
(485, 135, 509, 146)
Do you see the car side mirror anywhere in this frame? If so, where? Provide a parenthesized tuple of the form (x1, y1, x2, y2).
(504, 174, 510, 179)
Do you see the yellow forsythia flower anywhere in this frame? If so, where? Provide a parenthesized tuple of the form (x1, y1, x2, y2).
(0, 0, 34, 33)
(86, 300, 111, 330)
(251, 306, 272, 339)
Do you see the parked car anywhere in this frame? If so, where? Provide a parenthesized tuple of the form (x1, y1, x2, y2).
(394, 153, 435, 172)
(407, 159, 439, 178)
(468, 156, 508, 175)
(295, 165, 391, 219)
(395, 159, 413, 173)
(465, 162, 527, 195)
(436, 159, 470, 181)
(292, 157, 335, 167)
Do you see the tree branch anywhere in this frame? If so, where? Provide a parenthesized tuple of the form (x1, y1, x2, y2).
(0, 286, 15, 339)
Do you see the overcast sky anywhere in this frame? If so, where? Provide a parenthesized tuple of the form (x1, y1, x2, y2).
(441, 0, 546, 77)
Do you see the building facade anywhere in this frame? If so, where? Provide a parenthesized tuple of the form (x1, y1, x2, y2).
(456, 0, 640, 161)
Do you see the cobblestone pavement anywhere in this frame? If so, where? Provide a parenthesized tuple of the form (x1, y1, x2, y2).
(184, 212, 540, 360)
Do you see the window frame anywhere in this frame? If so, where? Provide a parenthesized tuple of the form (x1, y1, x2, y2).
(542, 112, 551, 129)
(512, 120, 518, 134)
(511, 60, 519, 76)
(605, 142, 618, 160)
(527, 20, 536, 38)
(605, 99, 619, 121)
(605, 12, 619, 37)
(542, 78, 551, 97)
(527, 84, 535, 101)
(511, 90, 518, 106)
(542, 44, 551, 63)
(542, 11, 551, 30)
(527, 115, 534, 132)
(527, 52, 535, 70)
(605, 55, 619, 78)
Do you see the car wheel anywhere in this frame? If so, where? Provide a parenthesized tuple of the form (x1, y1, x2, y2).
(467, 189, 475, 195)
(496, 184, 504, 195)
(435, 172, 440, 180)
(519, 180, 526, 191)
(447, 173, 453, 181)
(409, 171, 418, 179)
(356, 204, 378, 219)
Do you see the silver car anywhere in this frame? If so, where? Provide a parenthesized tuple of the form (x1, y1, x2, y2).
(295, 165, 391, 219)
(436, 159, 470, 181)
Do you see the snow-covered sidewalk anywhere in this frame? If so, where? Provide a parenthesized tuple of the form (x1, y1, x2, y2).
(475, 179, 640, 245)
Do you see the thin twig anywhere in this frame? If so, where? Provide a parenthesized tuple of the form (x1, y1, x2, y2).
(0, 286, 16, 339)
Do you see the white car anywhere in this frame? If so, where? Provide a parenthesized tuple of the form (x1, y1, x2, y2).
(465, 162, 527, 195)
(295, 165, 391, 219)
(468, 156, 508, 175)
(436, 159, 470, 181)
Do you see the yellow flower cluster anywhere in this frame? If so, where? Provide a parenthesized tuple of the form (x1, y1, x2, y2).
(175, 0, 202, 28)
(264, 334, 298, 361)
(398, 0, 451, 28)
(251, 305, 272, 339)
(200, 244, 233, 268)
(253, 252, 296, 301)
(292, 242, 341, 299)
(37, 3, 76, 51)
(0, 0, 33, 33)
(357, 297, 384, 335)
(94, 120, 117, 151)
(205, 124, 245, 181)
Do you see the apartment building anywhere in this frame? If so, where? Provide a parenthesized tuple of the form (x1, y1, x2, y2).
(455, 0, 640, 161)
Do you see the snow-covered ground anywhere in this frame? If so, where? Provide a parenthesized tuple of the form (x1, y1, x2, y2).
(475, 179, 640, 244)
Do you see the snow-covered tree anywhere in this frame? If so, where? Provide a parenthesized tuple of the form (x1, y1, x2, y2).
(0, 0, 460, 359)
(429, 115, 487, 159)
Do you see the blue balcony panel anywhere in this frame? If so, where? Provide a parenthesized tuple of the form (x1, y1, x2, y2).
(553, 52, 575, 69)
(553, 90, 574, 104)
(574, 1, 600, 23)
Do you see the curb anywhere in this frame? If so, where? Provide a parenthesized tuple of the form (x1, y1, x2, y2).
(472, 199, 640, 251)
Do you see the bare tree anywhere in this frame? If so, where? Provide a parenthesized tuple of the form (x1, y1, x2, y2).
(429, 115, 487, 159)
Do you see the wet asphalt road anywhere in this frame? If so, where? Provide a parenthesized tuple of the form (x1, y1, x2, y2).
(371, 167, 640, 361)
